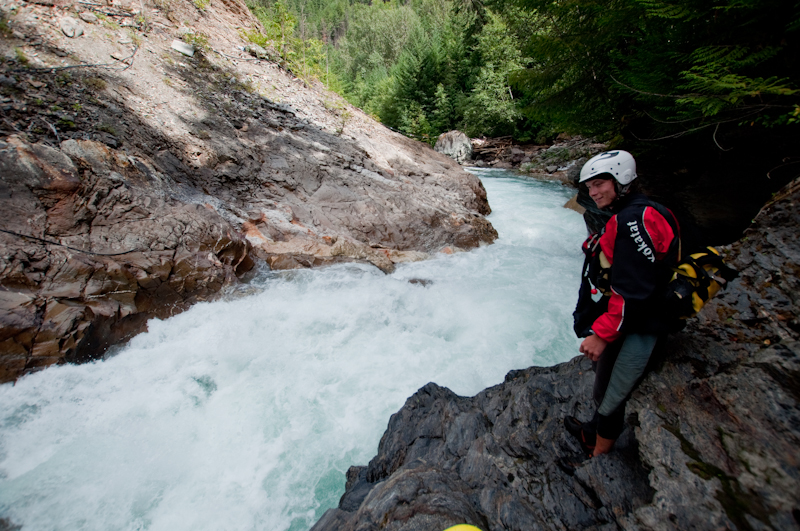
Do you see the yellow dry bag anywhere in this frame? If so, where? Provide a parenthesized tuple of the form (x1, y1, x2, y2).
(665, 247, 738, 319)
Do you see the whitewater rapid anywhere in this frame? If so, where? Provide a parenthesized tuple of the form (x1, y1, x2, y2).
(0, 169, 586, 531)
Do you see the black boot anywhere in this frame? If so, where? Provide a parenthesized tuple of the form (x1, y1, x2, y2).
(564, 416, 597, 455)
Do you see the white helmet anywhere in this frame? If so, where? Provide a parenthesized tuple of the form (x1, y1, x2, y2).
(579, 150, 637, 185)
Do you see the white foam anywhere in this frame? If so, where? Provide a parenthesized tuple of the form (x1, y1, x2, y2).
(0, 170, 586, 531)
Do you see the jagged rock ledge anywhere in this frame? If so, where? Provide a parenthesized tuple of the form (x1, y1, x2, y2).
(0, 0, 497, 382)
(0, 125, 495, 382)
(312, 178, 800, 531)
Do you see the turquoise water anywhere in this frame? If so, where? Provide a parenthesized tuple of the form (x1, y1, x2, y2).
(0, 169, 586, 531)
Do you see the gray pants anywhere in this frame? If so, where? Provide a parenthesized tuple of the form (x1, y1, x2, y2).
(592, 333, 658, 438)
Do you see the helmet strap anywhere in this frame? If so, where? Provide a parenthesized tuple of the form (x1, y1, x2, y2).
(615, 181, 632, 198)
(609, 181, 633, 210)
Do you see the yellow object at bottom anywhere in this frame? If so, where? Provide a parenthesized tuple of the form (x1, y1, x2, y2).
(443, 526, 483, 531)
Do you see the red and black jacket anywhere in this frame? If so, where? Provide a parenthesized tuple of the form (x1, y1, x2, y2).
(573, 193, 682, 341)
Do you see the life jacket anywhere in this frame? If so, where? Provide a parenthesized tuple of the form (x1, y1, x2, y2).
(573, 196, 682, 338)
(664, 247, 739, 319)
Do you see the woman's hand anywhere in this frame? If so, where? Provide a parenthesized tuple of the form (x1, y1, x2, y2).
(579, 334, 608, 362)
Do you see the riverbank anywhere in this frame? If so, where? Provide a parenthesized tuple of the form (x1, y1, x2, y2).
(0, 171, 584, 530)
(312, 175, 800, 530)
(0, 0, 496, 382)
(456, 131, 797, 250)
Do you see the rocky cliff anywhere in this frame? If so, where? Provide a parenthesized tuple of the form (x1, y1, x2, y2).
(0, 0, 496, 382)
(312, 177, 800, 531)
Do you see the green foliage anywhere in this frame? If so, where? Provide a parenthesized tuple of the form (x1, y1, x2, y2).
(494, 0, 800, 138)
(676, 45, 798, 122)
(628, 0, 799, 132)
(0, 14, 12, 37)
(462, 10, 525, 137)
(14, 47, 28, 65)
(325, 0, 493, 140)
(431, 83, 455, 132)
(336, 2, 423, 80)
(97, 123, 118, 136)
(241, 1, 478, 139)
(246, 0, 333, 85)
(244, 0, 799, 144)
(242, 29, 269, 48)
(246, 0, 299, 67)
(182, 31, 210, 52)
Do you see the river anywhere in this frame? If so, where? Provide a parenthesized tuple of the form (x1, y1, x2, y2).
(0, 169, 587, 531)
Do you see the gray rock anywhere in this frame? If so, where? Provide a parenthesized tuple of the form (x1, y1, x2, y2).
(171, 39, 195, 57)
(312, 177, 800, 530)
(245, 44, 274, 61)
(434, 131, 473, 164)
(0, 75, 18, 88)
(0, 136, 253, 381)
(78, 11, 98, 24)
(60, 17, 84, 38)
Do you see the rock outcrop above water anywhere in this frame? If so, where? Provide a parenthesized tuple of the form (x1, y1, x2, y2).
(0, 0, 495, 381)
(435, 131, 473, 165)
(312, 177, 800, 531)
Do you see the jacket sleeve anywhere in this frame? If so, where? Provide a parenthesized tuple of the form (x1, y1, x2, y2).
(591, 206, 675, 342)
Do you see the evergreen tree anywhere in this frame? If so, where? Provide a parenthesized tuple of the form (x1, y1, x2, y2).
(462, 9, 526, 137)
(493, 0, 800, 139)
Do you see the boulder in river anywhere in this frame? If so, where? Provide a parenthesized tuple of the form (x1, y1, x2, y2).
(435, 131, 473, 165)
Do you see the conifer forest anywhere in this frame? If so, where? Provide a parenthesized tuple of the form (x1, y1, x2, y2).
(243, 0, 798, 150)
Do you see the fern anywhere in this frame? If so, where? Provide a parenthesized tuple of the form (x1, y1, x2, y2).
(635, 0, 699, 20)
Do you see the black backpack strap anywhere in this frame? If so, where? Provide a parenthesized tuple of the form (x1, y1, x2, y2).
(692, 249, 739, 283)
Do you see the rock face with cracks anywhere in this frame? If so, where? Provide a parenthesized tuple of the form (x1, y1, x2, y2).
(313, 178, 800, 531)
(435, 131, 473, 165)
(0, 135, 254, 381)
(0, 0, 495, 381)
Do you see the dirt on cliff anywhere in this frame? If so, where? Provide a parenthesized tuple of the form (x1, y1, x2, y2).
(0, 0, 496, 382)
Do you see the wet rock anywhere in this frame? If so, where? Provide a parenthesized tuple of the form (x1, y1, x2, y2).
(509, 146, 526, 163)
(0, 136, 252, 382)
(313, 177, 800, 530)
(563, 194, 586, 215)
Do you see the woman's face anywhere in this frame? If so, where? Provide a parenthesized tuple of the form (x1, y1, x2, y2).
(586, 178, 617, 209)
